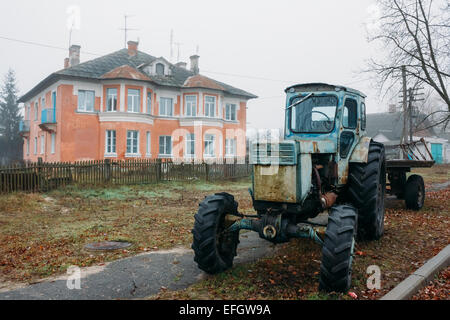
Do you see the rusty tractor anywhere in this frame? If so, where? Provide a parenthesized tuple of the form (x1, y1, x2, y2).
(191, 83, 433, 293)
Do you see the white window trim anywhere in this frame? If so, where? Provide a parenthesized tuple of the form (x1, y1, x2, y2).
(106, 88, 118, 112)
(105, 130, 117, 156)
(126, 130, 140, 156)
(225, 138, 237, 157)
(204, 96, 216, 118)
(185, 133, 196, 159)
(146, 91, 152, 115)
(159, 97, 174, 117)
(146, 131, 152, 157)
(185, 95, 197, 117)
(26, 139, 30, 156)
(78, 90, 95, 112)
(34, 102, 39, 121)
(127, 89, 141, 113)
(51, 133, 56, 154)
(204, 134, 216, 158)
(225, 104, 237, 121)
(40, 135, 45, 154)
(159, 135, 173, 157)
(34, 137, 37, 155)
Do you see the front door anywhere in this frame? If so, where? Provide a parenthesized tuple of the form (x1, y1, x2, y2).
(431, 143, 443, 164)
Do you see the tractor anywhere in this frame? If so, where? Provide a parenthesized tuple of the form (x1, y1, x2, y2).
(191, 83, 429, 293)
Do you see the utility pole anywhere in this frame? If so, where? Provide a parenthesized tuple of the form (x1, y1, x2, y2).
(408, 87, 414, 143)
(401, 65, 408, 146)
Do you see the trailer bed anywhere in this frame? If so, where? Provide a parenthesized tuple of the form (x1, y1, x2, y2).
(386, 159, 435, 169)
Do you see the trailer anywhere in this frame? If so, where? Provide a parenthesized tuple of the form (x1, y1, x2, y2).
(386, 138, 435, 210)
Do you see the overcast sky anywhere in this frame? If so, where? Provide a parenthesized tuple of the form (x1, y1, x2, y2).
(0, 0, 387, 130)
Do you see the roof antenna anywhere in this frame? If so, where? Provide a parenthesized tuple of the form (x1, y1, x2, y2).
(170, 29, 174, 62)
(119, 14, 138, 48)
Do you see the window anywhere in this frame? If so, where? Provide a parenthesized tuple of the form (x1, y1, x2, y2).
(159, 136, 172, 156)
(205, 96, 216, 117)
(26, 139, 30, 155)
(343, 98, 358, 129)
(41, 97, 46, 108)
(78, 90, 95, 112)
(361, 102, 366, 130)
(126, 130, 139, 155)
(186, 133, 195, 158)
(290, 95, 337, 133)
(156, 63, 165, 75)
(225, 104, 237, 121)
(106, 88, 118, 112)
(146, 132, 151, 155)
(127, 89, 140, 113)
(51, 133, 56, 154)
(185, 96, 197, 117)
(106, 130, 116, 154)
(225, 138, 237, 156)
(52, 91, 56, 109)
(160, 98, 173, 116)
(147, 92, 152, 114)
(34, 102, 38, 121)
(26, 105, 30, 120)
(40, 135, 45, 154)
(34, 137, 37, 155)
(204, 134, 215, 157)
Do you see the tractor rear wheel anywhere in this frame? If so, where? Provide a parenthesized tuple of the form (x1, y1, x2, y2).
(191, 193, 240, 274)
(348, 140, 386, 240)
(404, 174, 425, 210)
(319, 204, 357, 293)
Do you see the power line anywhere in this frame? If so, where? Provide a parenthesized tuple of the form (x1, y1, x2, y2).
(0, 35, 103, 56)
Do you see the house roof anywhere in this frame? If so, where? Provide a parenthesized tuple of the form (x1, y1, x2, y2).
(19, 48, 258, 102)
(366, 112, 436, 142)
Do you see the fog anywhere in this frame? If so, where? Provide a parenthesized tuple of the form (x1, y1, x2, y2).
(0, 0, 385, 131)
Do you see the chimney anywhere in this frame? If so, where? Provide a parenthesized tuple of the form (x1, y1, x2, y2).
(175, 62, 187, 69)
(388, 104, 397, 113)
(64, 58, 70, 69)
(69, 45, 81, 67)
(128, 41, 139, 57)
(190, 55, 200, 74)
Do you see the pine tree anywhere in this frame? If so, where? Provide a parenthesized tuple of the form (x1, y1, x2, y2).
(0, 69, 23, 164)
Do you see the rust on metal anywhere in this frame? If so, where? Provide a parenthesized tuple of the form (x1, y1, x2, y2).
(320, 192, 338, 209)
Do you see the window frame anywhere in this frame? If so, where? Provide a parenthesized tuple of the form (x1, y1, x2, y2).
(106, 88, 118, 112)
(159, 135, 172, 157)
(185, 133, 195, 158)
(127, 89, 141, 113)
(40, 135, 45, 154)
(361, 102, 367, 131)
(126, 130, 139, 156)
(147, 91, 152, 114)
(51, 133, 56, 154)
(343, 97, 358, 130)
(34, 137, 37, 155)
(159, 97, 174, 117)
(185, 95, 197, 117)
(105, 130, 117, 155)
(204, 96, 216, 118)
(204, 134, 215, 157)
(78, 90, 95, 112)
(225, 104, 237, 121)
(34, 102, 39, 121)
(146, 131, 151, 156)
(225, 138, 237, 157)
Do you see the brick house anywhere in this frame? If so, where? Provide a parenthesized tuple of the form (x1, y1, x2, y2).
(18, 41, 257, 162)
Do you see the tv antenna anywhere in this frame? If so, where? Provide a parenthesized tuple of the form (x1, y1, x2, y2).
(174, 42, 183, 62)
(119, 14, 139, 48)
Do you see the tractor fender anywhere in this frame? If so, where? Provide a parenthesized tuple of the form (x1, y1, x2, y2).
(349, 136, 371, 163)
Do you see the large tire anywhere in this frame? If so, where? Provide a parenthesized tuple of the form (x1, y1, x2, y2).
(348, 140, 386, 240)
(404, 174, 425, 210)
(191, 193, 240, 274)
(319, 204, 357, 293)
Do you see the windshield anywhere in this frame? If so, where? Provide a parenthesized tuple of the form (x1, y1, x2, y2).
(290, 95, 338, 133)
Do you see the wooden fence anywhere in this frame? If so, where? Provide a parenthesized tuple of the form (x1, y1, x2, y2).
(0, 158, 252, 193)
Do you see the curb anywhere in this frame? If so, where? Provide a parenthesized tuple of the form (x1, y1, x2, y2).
(380, 244, 450, 300)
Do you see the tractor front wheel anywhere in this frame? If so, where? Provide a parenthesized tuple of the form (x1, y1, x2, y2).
(191, 193, 240, 274)
(319, 204, 357, 293)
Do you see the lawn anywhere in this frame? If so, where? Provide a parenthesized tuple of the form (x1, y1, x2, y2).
(0, 178, 253, 287)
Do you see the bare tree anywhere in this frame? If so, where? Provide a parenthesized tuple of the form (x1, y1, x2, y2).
(367, 0, 450, 128)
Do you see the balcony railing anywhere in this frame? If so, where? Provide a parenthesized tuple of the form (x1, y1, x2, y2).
(41, 108, 56, 124)
(19, 120, 30, 133)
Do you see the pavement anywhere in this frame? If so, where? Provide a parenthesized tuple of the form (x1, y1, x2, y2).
(0, 232, 279, 300)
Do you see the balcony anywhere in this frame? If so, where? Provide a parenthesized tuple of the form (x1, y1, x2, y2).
(19, 120, 30, 136)
(39, 108, 57, 132)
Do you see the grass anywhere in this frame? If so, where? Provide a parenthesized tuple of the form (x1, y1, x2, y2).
(0, 178, 252, 285)
(149, 164, 450, 300)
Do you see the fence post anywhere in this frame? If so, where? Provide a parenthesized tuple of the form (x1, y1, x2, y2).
(156, 158, 162, 182)
(104, 159, 111, 183)
(205, 161, 209, 182)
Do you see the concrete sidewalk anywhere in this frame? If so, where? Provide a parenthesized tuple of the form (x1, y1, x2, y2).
(0, 232, 277, 300)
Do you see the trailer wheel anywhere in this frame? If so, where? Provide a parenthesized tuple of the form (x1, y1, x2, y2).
(404, 175, 425, 210)
(191, 193, 240, 274)
(348, 140, 386, 240)
(319, 204, 357, 293)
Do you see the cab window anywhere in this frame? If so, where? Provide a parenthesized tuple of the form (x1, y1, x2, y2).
(343, 98, 357, 129)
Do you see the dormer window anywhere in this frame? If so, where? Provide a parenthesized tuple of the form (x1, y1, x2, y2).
(156, 63, 165, 76)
